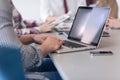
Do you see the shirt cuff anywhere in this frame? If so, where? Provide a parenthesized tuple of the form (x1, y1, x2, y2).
(33, 27, 40, 32)
(30, 43, 42, 67)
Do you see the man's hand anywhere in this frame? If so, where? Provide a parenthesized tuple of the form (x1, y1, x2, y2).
(33, 35, 48, 44)
(46, 16, 58, 22)
(39, 36, 63, 58)
(39, 21, 55, 32)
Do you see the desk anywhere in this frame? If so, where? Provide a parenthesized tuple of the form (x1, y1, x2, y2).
(51, 30, 120, 80)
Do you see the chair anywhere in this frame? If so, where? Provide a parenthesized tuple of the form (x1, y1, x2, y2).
(0, 47, 25, 80)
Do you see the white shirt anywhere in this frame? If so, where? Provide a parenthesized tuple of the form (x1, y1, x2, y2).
(40, 0, 86, 22)
(12, 0, 86, 23)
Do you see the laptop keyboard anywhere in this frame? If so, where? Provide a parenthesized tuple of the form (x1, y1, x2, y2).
(63, 40, 86, 48)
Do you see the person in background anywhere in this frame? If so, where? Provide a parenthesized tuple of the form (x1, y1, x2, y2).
(0, 0, 63, 80)
(91, 0, 118, 18)
(11, 0, 86, 35)
(39, 0, 86, 22)
(92, 0, 119, 29)
(12, 6, 55, 36)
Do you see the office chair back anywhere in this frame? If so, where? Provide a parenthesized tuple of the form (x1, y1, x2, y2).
(0, 47, 25, 80)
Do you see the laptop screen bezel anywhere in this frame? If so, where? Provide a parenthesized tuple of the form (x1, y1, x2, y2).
(67, 6, 111, 47)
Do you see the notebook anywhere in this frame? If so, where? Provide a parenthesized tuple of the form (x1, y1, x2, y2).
(56, 6, 110, 53)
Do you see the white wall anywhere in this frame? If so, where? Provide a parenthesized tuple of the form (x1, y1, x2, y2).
(117, 0, 120, 19)
(12, 0, 120, 19)
(12, 0, 41, 21)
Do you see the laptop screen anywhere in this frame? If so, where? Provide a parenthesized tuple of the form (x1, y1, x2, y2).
(68, 7, 110, 46)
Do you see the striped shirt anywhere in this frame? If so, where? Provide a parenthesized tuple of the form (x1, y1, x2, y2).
(0, 0, 42, 70)
(12, 6, 41, 36)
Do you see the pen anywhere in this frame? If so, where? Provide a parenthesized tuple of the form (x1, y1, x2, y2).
(90, 51, 113, 56)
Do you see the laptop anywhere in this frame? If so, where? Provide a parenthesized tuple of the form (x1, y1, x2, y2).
(56, 7, 110, 53)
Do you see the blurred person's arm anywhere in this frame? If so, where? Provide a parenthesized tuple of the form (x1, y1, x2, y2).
(109, 0, 118, 18)
(46, 16, 58, 22)
(14, 20, 56, 35)
(0, 0, 63, 69)
(19, 34, 35, 45)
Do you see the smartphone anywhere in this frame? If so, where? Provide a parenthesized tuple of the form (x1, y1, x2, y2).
(90, 51, 113, 56)
(53, 14, 70, 26)
(53, 11, 72, 26)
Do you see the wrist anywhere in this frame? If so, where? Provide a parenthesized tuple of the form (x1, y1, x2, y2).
(39, 44, 50, 58)
(39, 25, 45, 33)
(30, 34, 36, 38)
(26, 34, 36, 44)
(29, 34, 36, 43)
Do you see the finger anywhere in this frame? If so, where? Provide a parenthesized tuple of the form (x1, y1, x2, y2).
(46, 20, 55, 24)
(56, 38, 64, 45)
(59, 40, 64, 45)
(55, 43, 62, 50)
(49, 19, 56, 23)
(47, 28, 53, 32)
(45, 21, 52, 24)
(49, 25, 55, 29)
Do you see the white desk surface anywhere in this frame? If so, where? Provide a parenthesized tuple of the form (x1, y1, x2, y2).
(50, 29, 120, 80)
